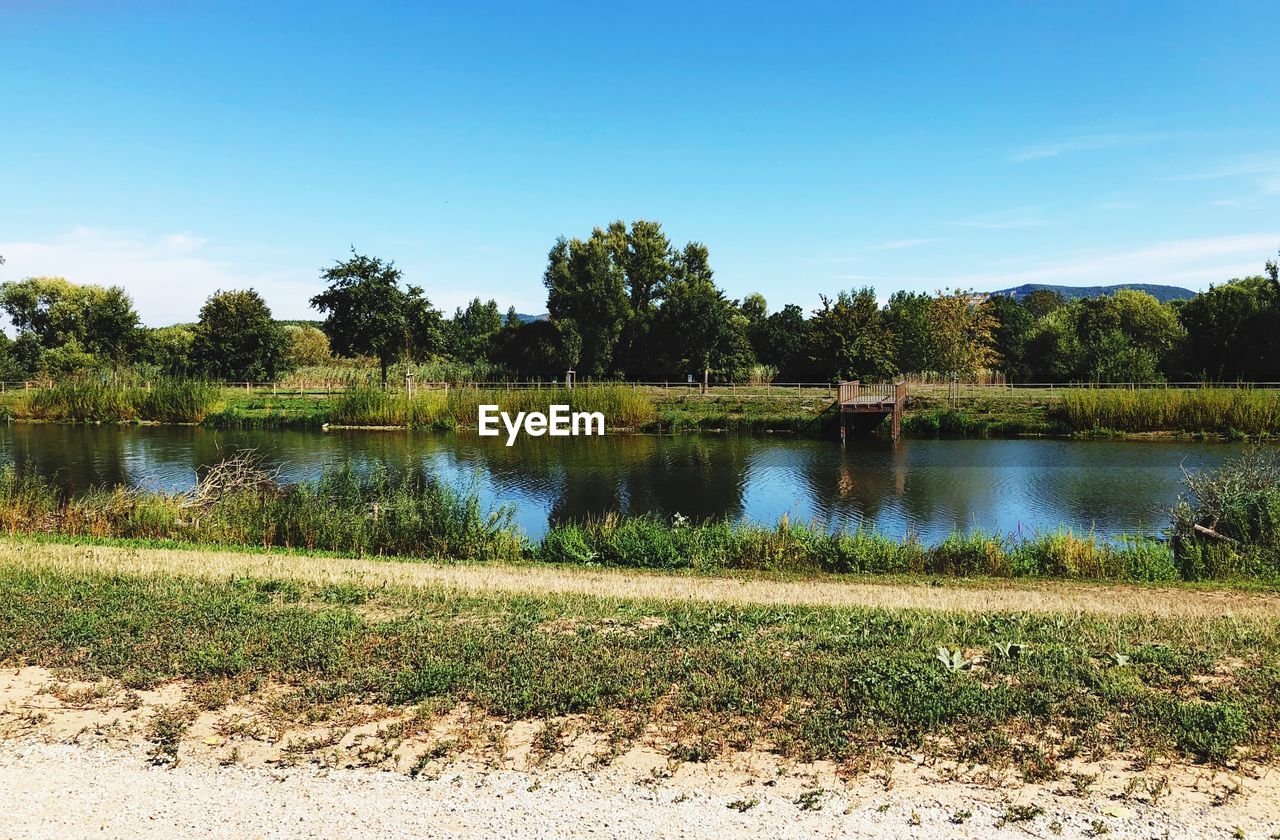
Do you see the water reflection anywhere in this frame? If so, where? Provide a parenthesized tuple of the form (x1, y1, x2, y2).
(0, 424, 1254, 540)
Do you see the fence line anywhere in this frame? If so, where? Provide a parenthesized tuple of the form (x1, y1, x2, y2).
(5, 379, 1280, 398)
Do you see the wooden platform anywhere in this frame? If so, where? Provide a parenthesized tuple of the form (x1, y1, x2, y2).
(837, 380, 906, 441)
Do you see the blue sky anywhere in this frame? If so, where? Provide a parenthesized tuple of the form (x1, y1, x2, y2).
(2, 1, 1278, 325)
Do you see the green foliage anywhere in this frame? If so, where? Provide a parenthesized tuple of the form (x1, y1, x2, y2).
(0, 277, 142, 374)
(330, 384, 657, 430)
(191, 289, 289, 381)
(311, 249, 443, 386)
(1176, 275, 1280, 381)
(801, 287, 896, 382)
(24, 377, 221, 423)
(2, 561, 1273, 767)
(1170, 447, 1280, 579)
(1056, 388, 1280, 435)
(283, 325, 331, 367)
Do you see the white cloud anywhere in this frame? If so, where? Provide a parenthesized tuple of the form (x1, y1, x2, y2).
(950, 209, 1049, 230)
(0, 228, 317, 326)
(941, 233, 1279, 292)
(1172, 151, 1280, 195)
(1012, 132, 1171, 162)
(866, 238, 937, 251)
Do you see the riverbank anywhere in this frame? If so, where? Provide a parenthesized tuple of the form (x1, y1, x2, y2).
(4, 382, 1278, 439)
(1, 537, 1277, 837)
(0, 457, 1267, 583)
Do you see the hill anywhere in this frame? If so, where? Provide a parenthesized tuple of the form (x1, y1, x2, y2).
(987, 283, 1195, 303)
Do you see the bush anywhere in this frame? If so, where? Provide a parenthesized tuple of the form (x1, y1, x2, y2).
(1170, 447, 1280, 580)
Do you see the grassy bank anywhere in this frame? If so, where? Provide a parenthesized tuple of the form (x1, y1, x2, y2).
(1054, 388, 1280, 437)
(6, 380, 1280, 438)
(1, 449, 1277, 583)
(0, 543, 1276, 771)
(8, 379, 223, 424)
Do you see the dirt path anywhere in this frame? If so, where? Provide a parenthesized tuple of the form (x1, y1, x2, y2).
(3, 539, 1279, 618)
(2, 736, 1276, 839)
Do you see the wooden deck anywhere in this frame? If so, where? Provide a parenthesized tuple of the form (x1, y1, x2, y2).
(837, 380, 907, 441)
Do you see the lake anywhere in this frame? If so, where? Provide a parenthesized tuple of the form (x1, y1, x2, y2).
(0, 424, 1252, 541)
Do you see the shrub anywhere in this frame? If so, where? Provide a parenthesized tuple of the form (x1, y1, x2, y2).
(1170, 447, 1280, 579)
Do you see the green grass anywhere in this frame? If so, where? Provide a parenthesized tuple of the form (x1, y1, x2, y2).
(0, 561, 1274, 768)
(21, 378, 222, 423)
(2, 456, 1270, 582)
(328, 384, 658, 430)
(537, 517, 1187, 581)
(1056, 388, 1280, 436)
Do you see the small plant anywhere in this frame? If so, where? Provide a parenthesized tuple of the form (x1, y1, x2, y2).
(998, 804, 1043, 827)
(936, 646, 972, 672)
(1085, 819, 1111, 837)
(147, 705, 193, 766)
(992, 641, 1023, 661)
(727, 797, 759, 812)
(949, 809, 971, 824)
(1108, 652, 1130, 667)
(794, 787, 825, 811)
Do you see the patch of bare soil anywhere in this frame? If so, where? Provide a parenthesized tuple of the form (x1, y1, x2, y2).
(1, 667, 1277, 839)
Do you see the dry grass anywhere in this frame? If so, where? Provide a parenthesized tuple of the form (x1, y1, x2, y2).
(6, 539, 1279, 619)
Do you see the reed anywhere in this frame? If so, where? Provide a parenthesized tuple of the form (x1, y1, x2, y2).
(536, 516, 1181, 581)
(330, 384, 656, 430)
(23, 378, 221, 423)
(1057, 388, 1280, 435)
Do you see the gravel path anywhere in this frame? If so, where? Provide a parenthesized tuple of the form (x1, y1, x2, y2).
(1, 739, 1273, 839)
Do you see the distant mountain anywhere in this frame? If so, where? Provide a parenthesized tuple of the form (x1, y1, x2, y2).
(986, 283, 1196, 303)
(513, 313, 550, 324)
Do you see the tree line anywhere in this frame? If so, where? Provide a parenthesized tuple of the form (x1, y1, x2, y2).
(0, 226, 1276, 384)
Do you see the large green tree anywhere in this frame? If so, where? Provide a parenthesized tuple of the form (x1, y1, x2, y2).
(884, 291, 932, 376)
(650, 249, 753, 386)
(446, 298, 503, 364)
(1177, 275, 1279, 380)
(801, 288, 896, 382)
(543, 230, 630, 378)
(0, 276, 141, 371)
(191, 289, 289, 381)
(311, 249, 442, 386)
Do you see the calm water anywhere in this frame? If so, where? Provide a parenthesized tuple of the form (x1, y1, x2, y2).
(0, 424, 1255, 541)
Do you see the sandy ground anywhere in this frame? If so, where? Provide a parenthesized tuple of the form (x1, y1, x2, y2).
(5, 539, 1280, 618)
(2, 737, 1277, 839)
(2, 666, 1278, 839)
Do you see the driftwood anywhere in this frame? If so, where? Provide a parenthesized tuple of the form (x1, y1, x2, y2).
(183, 449, 280, 509)
(1192, 522, 1234, 543)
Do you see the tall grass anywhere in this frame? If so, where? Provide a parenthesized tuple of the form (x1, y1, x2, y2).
(536, 515, 1181, 581)
(1057, 388, 1280, 435)
(0, 463, 522, 562)
(24, 378, 222, 423)
(1171, 447, 1280, 580)
(331, 384, 657, 430)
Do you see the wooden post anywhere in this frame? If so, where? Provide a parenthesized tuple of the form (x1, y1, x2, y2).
(839, 411, 847, 445)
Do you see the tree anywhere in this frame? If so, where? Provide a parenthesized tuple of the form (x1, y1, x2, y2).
(139, 326, 195, 375)
(926, 290, 998, 380)
(1177, 275, 1279, 380)
(801, 288, 896, 382)
(283, 325, 332, 367)
(191, 289, 289, 381)
(1074, 290, 1184, 381)
(0, 276, 141, 370)
(650, 261, 753, 387)
(884, 291, 932, 376)
(985, 294, 1034, 381)
(311, 249, 441, 386)
(446, 298, 503, 364)
(1020, 289, 1066, 319)
(543, 231, 631, 378)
